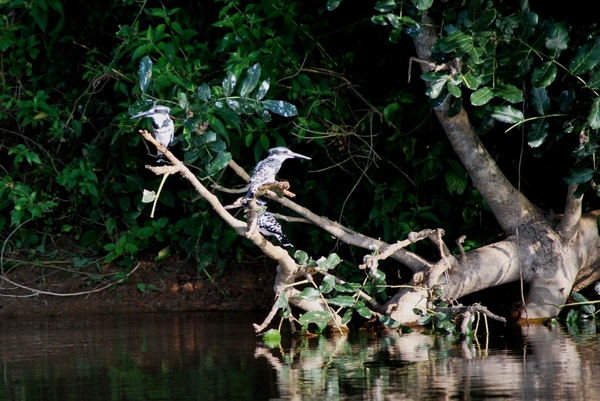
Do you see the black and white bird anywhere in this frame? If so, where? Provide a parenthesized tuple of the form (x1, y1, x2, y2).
(131, 106, 174, 163)
(241, 147, 311, 203)
(251, 199, 293, 247)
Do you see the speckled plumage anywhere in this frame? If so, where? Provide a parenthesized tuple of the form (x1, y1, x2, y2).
(131, 106, 174, 162)
(249, 199, 293, 247)
(241, 147, 311, 203)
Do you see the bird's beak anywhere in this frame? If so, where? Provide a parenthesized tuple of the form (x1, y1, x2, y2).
(290, 151, 311, 160)
(130, 110, 152, 119)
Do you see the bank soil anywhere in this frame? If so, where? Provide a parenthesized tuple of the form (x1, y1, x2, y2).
(0, 254, 277, 318)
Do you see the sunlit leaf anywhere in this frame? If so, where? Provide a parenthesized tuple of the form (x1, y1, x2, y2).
(141, 189, 156, 203)
(489, 105, 524, 124)
(410, 0, 433, 11)
(335, 282, 361, 293)
(197, 83, 211, 102)
(528, 119, 549, 148)
(254, 78, 270, 100)
(261, 100, 298, 117)
(316, 253, 341, 271)
(545, 23, 569, 58)
(588, 97, 600, 129)
(319, 274, 336, 293)
(178, 92, 188, 110)
(298, 287, 320, 302)
(326, 0, 343, 11)
(425, 76, 449, 99)
(294, 250, 309, 265)
(470, 86, 494, 106)
(138, 56, 153, 93)
(493, 84, 523, 104)
(570, 43, 600, 74)
(564, 168, 595, 185)
(447, 82, 461, 98)
(342, 309, 353, 325)
(222, 71, 236, 97)
(531, 87, 550, 115)
(240, 63, 261, 97)
(374, 0, 397, 12)
(356, 306, 372, 318)
(531, 62, 557, 88)
(205, 151, 231, 176)
(262, 328, 281, 345)
(299, 311, 331, 332)
(275, 292, 288, 309)
(461, 71, 480, 89)
(327, 295, 356, 307)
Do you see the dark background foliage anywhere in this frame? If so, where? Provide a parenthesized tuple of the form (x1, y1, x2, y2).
(3, 0, 597, 285)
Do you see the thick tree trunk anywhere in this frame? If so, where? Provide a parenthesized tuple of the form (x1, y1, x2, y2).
(380, 11, 600, 324)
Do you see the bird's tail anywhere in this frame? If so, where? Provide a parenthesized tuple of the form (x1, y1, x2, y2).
(278, 235, 293, 247)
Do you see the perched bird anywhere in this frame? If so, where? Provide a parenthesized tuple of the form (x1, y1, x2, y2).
(242, 147, 311, 203)
(250, 199, 293, 247)
(131, 106, 174, 163)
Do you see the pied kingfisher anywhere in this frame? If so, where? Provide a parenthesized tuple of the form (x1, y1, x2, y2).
(131, 106, 174, 163)
(250, 199, 293, 247)
(241, 147, 311, 203)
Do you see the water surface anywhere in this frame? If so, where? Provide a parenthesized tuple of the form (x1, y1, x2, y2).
(1, 311, 599, 400)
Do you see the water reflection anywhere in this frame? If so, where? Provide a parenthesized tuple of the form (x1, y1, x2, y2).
(1, 312, 600, 400)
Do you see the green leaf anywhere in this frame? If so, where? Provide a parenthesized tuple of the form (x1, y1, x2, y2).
(178, 92, 188, 110)
(379, 315, 401, 328)
(326, 0, 343, 11)
(518, 11, 538, 39)
(564, 168, 595, 185)
(262, 328, 281, 345)
(588, 97, 600, 129)
(531, 87, 550, 115)
(205, 151, 231, 176)
(425, 76, 449, 99)
(319, 274, 336, 293)
(588, 72, 600, 90)
(261, 100, 298, 117)
(527, 119, 549, 148)
(374, 0, 398, 12)
(356, 306, 372, 318)
(240, 63, 261, 97)
(137, 283, 146, 293)
(294, 250, 309, 265)
(383, 103, 403, 126)
(447, 82, 462, 98)
(335, 282, 361, 293)
(489, 105, 524, 124)
(197, 83, 211, 101)
(222, 71, 236, 97)
(572, 292, 595, 314)
(570, 43, 600, 74)
(461, 71, 480, 89)
(436, 31, 473, 53)
(138, 56, 153, 93)
(275, 292, 288, 309)
(545, 23, 569, 58)
(316, 253, 341, 271)
(254, 79, 270, 100)
(531, 62, 557, 88)
(298, 287, 320, 302)
(328, 295, 356, 307)
(493, 84, 523, 104)
(470, 87, 494, 106)
(342, 309, 353, 325)
(142, 189, 156, 203)
(410, 0, 433, 11)
(445, 170, 467, 195)
(299, 311, 331, 332)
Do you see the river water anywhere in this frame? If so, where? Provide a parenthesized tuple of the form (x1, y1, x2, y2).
(0, 311, 599, 400)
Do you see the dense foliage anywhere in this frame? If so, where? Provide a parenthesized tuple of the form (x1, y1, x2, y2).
(1, 0, 492, 273)
(4, 0, 600, 332)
